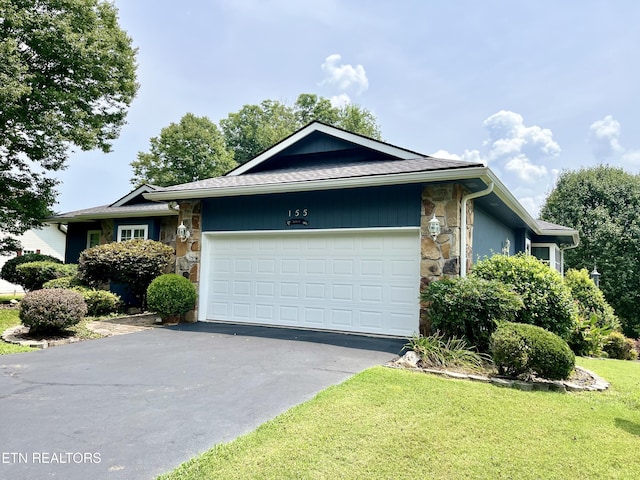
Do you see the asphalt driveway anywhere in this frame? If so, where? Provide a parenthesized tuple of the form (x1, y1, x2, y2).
(0, 322, 404, 480)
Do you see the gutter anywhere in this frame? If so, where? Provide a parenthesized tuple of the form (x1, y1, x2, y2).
(460, 181, 494, 277)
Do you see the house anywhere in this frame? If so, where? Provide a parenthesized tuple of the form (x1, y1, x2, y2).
(0, 224, 67, 294)
(54, 122, 578, 336)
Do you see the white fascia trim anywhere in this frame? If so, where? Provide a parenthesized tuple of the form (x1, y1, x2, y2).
(229, 123, 423, 177)
(482, 170, 578, 243)
(110, 184, 159, 207)
(59, 210, 178, 222)
(145, 167, 489, 201)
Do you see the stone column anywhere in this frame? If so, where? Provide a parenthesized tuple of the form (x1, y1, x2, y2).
(175, 200, 201, 322)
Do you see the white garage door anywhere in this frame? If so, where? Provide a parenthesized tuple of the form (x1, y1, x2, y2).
(200, 229, 420, 336)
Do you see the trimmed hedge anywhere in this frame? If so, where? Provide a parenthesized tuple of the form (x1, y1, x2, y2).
(490, 322, 575, 380)
(472, 254, 578, 340)
(603, 332, 638, 360)
(78, 239, 174, 307)
(43, 276, 83, 289)
(147, 274, 197, 319)
(73, 287, 122, 317)
(19, 289, 87, 334)
(422, 277, 523, 352)
(0, 253, 62, 287)
(15, 262, 77, 291)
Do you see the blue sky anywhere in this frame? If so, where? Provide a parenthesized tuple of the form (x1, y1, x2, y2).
(56, 0, 640, 216)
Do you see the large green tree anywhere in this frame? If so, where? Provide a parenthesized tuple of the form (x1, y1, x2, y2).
(130, 113, 236, 187)
(540, 165, 640, 336)
(0, 0, 138, 252)
(220, 93, 383, 164)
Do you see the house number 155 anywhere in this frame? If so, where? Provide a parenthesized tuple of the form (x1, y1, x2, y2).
(288, 208, 308, 217)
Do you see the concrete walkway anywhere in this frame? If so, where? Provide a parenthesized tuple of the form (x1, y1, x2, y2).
(0, 322, 404, 480)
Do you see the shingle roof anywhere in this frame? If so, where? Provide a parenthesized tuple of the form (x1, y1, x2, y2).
(536, 219, 576, 231)
(158, 156, 483, 193)
(52, 202, 176, 221)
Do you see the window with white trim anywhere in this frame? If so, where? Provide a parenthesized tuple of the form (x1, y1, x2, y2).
(117, 225, 148, 242)
(87, 230, 101, 249)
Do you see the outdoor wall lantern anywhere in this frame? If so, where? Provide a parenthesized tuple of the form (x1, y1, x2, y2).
(590, 265, 601, 287)
(502, 238, 511, 255)
(428, 213, 441, 241)
(177, 221, 191, 242)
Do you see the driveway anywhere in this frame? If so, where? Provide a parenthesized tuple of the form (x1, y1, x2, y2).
(0, 322, 404, 479)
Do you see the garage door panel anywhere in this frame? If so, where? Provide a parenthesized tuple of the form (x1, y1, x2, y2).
(203, 230, 419, 336)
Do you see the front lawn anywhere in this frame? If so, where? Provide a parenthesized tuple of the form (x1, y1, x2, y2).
(160, 358, 640, 479)
(0, 309, 33, 354)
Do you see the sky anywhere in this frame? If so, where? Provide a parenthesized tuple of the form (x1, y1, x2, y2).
(55, 0, 640, 217)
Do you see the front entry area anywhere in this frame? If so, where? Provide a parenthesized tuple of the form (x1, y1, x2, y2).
(200, 228, 421, 336)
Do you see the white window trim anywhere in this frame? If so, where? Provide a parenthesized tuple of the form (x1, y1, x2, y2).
(87, 230, 101, 249)
(116, 224, 148, 242)
(531, 242, 562, 273)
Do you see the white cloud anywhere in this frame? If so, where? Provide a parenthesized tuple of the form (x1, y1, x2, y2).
(483, 110, 560, 162)
(589, 115, 624, 160)
(321, 54, 369, 94)
(430, 149, 461, 160)
(430, 149, 486, 165)
(504, 155, 548, 182)
(329, 93, 351, 108)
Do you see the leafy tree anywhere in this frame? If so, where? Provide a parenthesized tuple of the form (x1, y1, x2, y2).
(220, 93, 382, 164)
(0, 0, 138, 253)
(540, 166, 640, 337)
(130, 113, 236, 187)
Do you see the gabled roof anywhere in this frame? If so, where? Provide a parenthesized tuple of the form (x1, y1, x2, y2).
(50, 184, 178, 223)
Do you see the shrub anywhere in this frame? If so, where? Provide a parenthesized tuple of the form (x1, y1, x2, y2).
(603, 332, 639, 360)
(405, 332, 491, 372)
(19, 289, 87, 334)
(15, 262, 77, 291)
(147, 274, 197, 319)
(568, 312, 614, 357)
(472, 254, 578, 340)
(78, 239, 174, 307)
(564, 269, 619, 331)
(422, 277, 523, 352)
(73, 287, 122, 316)
(0, 253, 62, 287)
(43, 276, 83, 289)
(490, 322, 575, 380)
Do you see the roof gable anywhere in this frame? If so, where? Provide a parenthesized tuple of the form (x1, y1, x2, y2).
(111, 184, 162, 207)
(228, 121, 426, 176)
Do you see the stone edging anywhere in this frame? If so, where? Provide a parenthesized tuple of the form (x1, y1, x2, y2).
(387, 352, 609, 393)
(1, 325, 81, 349)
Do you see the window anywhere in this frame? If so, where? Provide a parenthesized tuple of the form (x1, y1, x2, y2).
(87, 230, 101, 249)
(117, 225, 148, 242)
(531, 243, 563, 273)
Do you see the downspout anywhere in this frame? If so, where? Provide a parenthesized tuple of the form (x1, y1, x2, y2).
(460, 181, 494, 277)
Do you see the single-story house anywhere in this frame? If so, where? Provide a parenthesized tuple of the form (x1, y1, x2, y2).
(0, 224, 67, 294)
(53, 121, 578, 336)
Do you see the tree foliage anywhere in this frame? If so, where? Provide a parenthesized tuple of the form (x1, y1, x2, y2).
(130, 113, 236, 187)
(540, 166, 640, 337)
(0, 0, 138, 250)
(220, 93, 383, 164)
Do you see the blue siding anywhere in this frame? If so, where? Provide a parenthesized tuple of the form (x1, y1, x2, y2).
(65, 222, 100, 263)
(202, 185, 422, 232)
(473, 207, 517, 262)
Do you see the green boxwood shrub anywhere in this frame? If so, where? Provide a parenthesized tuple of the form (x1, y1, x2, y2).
(19, 289, 87, 334)
(43, 276, 83, 289)
(603, 332, 638, 360)
(15, 262, 78, 291)
(78, 239, 174, 307)
(472, 254, 578, 340)
(422, 277, 523, 352)
(73, 287, 122, 317)
(147, 274, 197, 319)
(0, 253, 62, 287)
(490, 322, 575, 380)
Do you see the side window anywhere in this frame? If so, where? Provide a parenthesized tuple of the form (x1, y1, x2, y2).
(87, 230, 101, 249)
(117, 225, 148, 242)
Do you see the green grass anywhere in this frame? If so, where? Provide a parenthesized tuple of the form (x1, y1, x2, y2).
(0, 309, 33, 354)
(160, 359, 640, 480)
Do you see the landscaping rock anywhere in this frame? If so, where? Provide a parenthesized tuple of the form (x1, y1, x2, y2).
(399, 351, 420, 368)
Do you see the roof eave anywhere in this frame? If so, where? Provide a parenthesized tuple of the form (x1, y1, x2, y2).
(144, 166, 490, 201)
(51, 209, 178, 223)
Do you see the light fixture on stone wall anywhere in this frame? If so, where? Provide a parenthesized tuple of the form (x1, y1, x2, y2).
(428, 213, 441, 241)
(177, 221, 191, 242)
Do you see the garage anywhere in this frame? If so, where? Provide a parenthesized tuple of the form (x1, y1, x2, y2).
(199, 228, 421, 337)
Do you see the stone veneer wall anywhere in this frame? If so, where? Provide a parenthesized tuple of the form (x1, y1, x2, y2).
(174, 201, 201, 322)
(420, 184, 474, 333)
